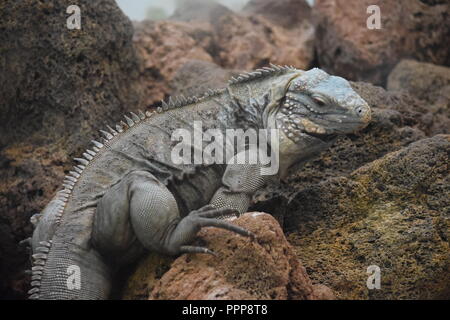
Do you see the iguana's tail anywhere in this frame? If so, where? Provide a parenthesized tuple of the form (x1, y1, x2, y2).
(29, 237, 111, 300)
(27, 199, 111, 300)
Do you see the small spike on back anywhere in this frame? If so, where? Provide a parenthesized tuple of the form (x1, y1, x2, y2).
(83, 152, 93, 161)
(168, 97, 175, 108)
(65, 175, 77, 182)
(91, 140, 104, 148)
(28, 287, 40, 295)
(107, 125, 118, 136)
(130, 112, 140, 122)
(124, 115, 134, 126)
(74, 158, 89, 166)
(70, 171, 80, 178)
(228, 63, 295, 85)
(161, 100, 169, 110)
(115, 124, 124, 133)
(100, 130, 113, 140)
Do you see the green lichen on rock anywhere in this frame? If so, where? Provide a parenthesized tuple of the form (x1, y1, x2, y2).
(287, 135, 449, 299)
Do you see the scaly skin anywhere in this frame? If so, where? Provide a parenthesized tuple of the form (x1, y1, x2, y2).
(26, 65, 371, 299)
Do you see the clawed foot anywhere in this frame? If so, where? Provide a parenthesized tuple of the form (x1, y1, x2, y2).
(173, 205, 256, 256)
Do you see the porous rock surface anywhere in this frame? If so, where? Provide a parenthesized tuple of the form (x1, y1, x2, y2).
(123, 213, 335, 300)
(313, 0, 450, 85)
(0, 0, 144, 299)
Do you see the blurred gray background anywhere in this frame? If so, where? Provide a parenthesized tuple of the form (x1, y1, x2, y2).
(116, 0, 314, 21)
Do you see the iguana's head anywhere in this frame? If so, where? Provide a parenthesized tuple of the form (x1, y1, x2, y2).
(276, 68, 371, 144)
(268, 68, 371, 178)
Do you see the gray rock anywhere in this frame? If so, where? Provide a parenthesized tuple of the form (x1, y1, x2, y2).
(388, 59, 450, 106)
(0, 0, 144, 299)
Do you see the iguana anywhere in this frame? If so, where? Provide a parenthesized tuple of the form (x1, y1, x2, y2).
(24, 65, 371, 300)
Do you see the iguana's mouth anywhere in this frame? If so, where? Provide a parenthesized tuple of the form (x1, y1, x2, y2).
(305, 131, 337, 142)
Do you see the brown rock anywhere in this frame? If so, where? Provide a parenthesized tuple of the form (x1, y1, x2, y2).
(243, 0, 312, 29)
(121, 254, 173, 300)
(352, 81, 450, 137)
(170, 0, 233, 24)
(388, 59, 450, 106)
(311, 284, 336, 300)
(132, 20, 215, 107)
(133, 2, 315, 107)
(0, 0, 144, 149)
(286, 135, 450, 299)
(123, 213, 335, 300)
(0, 0, 144, 299)
(213, 13, 314, 71)
(314, 0, 450, 85)
(387, 60, 450, 136)
(170, 60, 240, 97)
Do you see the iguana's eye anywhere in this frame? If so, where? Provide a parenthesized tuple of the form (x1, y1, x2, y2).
(313, 96, 326, 107)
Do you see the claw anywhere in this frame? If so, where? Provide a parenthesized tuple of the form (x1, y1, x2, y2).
(197, 208, 239, 219)
(195, 217, 253, 239)
(248, 231, 257, 241)
(180, 246, 217, 257)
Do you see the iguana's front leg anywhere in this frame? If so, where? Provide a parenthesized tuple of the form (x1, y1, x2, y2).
(92, 170, 253, 261)
(209, 148, 275, 215)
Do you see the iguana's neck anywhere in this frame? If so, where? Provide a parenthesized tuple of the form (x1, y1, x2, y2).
(276, 131, 333, 180)
(226, 70, 303, 130)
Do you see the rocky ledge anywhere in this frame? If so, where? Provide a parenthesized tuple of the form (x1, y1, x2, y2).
(123, 213, 335, 300)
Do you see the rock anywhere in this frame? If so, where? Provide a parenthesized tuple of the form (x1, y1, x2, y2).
(0, 0, 143, 149)
(133, 2, 315, 107)
(352, 81, 450, 137)
(388, 60, 450, 106)
(213, 12, 314, 71)
(387, 60, 450, 136)
(286, 135, 450, 299)
(121, 254, 173, 300)
(243, 0, 312, 29)
(170, 0, 233, 24)
(313, 0, 450, 85)
(0, 0, 144, 299)
(170, 60, 240, 97)
(123, 213, 335, 300)
(132, 20, 215, 107)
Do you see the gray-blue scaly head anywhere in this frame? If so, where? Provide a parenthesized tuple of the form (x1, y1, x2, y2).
(271, 68, 371, 178)
(278, 68, 371, 143)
